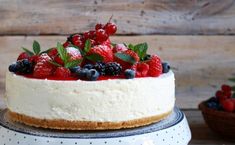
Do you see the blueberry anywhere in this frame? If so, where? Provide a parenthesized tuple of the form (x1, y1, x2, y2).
(124, 69, 135, 79)
(86, 69, 100, 81)
(70, 66, 81, 73)
(76, 68, 89, 80)
(207, 97, 218, 103)
(207, 102, 219, 109)
(22, 59, 30, 66)
(8, 63, 18, 72)
(83, 64, 94, 70)
(162, 62, 170, 73)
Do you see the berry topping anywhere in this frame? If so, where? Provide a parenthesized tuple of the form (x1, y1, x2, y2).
(47, 48, 58, 59)
(113, 44, 128, 53)
(132, 63, 149, 77)
(221, 84, 232, 92)
(87, 69, 100, 81)
(66, 47, 82, 61)
(55, 67, 71, 78)
(63, 41, 70, 48)
(222, 99, 235, 112)
(105, 62, 122, 76)
(93, 62, 106, 75)
(17, 52, 30, 61)
(33, 53, 54, 78)
(124, 69, 135, 79)
(88, 45, 113, 63)
(96, 29, 109, 42)
(162, 62, 170, 73)
(104, 22, 117, 35)
(71, 34, 84, 48)
(115, 49, 139, 70)
(83, 64, 94, 70)
(54, 56, 64, 66)
(69, 66, 81, 73)
(147, 55, 162, 77)
(9, 59, 33, 74)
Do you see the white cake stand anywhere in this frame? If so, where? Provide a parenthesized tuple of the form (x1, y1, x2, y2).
(0, 107, 191, 145)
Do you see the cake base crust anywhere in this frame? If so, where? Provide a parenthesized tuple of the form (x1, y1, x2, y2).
(8, 110, 172, 130)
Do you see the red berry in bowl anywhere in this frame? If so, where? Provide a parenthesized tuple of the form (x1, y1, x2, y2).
(55, 67, 71, 78)
(222, 99, 235, 112)
(105, 22, 117, 35)
(17, 52, 30, 61)
(95, 23, 104, 30)
(96, 29, 109, 42)
(221, 84, 232, 92)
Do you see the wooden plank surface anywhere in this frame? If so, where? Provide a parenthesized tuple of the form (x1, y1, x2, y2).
(0, 35, 234, 109)
(1, 0, 235, 35)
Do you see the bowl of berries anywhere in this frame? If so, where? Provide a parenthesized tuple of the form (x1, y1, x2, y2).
(199, 78, 235, 140)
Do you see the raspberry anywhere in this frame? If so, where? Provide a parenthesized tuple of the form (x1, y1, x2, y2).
(113, 44, 128, 53)
(48, 48, 58, 58)
(221, 84, 232, 92)
(54, 67, 71, 78)
(115, 49, 139, 70)
(147, 55, 162, 77)
(222, 99, 235, 112)
(132, 63, 149, 77)
(17, 52, 30, 61)
(33, 53, 54, 78)
(88, 45, 113, 63)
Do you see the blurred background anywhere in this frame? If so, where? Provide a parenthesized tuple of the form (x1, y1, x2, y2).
(0, 0, 235, 144)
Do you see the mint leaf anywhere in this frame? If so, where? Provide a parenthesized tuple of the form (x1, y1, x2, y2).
(86, 54, 103, 62)
(128, 44, 135, 51)
(115, 53, 136, 64)
(229, 78, 235, 82)
(134, 43, 148, 60)
(48, 60, 62, 67)
(33, 40, 41, 55)
(22, 47, 34, 56)
(57, 42, 68, 64)
(84, 39, 91, 53)
(65, 60, 82, 68)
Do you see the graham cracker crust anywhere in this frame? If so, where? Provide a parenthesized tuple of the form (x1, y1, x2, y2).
(7, 110, 172, 130)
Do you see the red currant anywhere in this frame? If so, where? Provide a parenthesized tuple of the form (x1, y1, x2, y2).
(96, 29, 109, 42)
(63, 41, 70, 48)
(72, 35, 83, 48)
(95, 23, 104, 30)
(221, 84, 232, 92)
(89, 30, 96, 39)
(105, 22, 117, 35)
(83, 31, 90, 39)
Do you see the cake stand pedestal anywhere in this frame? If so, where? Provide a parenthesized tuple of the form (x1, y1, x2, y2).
(0, 107, 191, 145)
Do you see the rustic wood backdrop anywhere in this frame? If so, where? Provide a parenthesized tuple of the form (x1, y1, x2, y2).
(0, 1, 235, 144)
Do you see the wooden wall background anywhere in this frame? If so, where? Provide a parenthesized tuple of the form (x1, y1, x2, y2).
(0, 0, 235, 109)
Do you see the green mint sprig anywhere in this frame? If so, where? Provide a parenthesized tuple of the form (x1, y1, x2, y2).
(22, 40, 41, 56)
(48, 42, 82, 69)
(128, 42, 148, 61)
(114, 53, 136, 64)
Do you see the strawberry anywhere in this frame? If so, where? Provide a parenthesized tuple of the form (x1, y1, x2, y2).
(33, 53, 54, 78)
(222, 99, 235, 112)
(147, 55, 162, 77)
(88, 44, 113, 63)
(101, 38, 111, 47)
(115, 49, 140, 70)
(29, 55, 39, 64)
(54, 67, 71, 78)
(131, 62, 149, 77)
(48, 48, 58, 58)
(17, 52, 30, 61)
(66, 47, 82, 61)
(113, 44, 128, 53)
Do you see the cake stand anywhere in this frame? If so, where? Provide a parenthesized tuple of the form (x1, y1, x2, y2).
(0, 107, 191, 145)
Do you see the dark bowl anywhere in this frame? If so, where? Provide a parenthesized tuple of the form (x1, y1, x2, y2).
(199, 101, 235, 140)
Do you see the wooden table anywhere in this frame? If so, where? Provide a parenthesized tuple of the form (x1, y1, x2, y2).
(1, 0, 235, 144)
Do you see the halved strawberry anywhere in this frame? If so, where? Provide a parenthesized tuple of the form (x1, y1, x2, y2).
(33, 53, 54, 78)
(147, 55, 162, 77)
(88, 44, 113, 63)
(115, 49, 140, 70)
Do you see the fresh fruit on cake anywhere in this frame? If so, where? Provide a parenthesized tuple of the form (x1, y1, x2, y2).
(5, 21, 175, 130)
